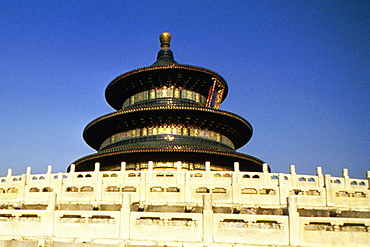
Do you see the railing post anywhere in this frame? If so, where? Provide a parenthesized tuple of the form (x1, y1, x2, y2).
(316, 166, 324, 188)
(287, 196, 300, 246)
(94, 162, 102, 201)
(263, 163, 269, 186)
(26, 167, 32, 184)
(94, 162, 100, 172)
(290, 165, 297, 187)
(205, 161, 211, 185)
(69, 164, 75, 184)
(232, 162, 240, 204)
(6, 168, 12, 187)
(120, 161, 126, 171)
(203, 194, 213, 242)
(233, 162, 240, 172)
(120, 162, 126, 184)
(44, 192, 57, 237)
(176, 161, 183, 184)
(148, 161, 153, 183)
(120, 193, 131, 240)
(46, 165, 52, 184)
(278, 173, 286, 205)
(342, 168, 349, 189)
(324, 174, 332, 207)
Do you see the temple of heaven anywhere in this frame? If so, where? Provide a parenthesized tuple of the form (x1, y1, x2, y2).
(70, 32, 266, 172)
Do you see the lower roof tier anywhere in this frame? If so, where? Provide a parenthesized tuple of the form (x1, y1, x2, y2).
(70, 146, 265, 172)
(83, 105, 253, 151)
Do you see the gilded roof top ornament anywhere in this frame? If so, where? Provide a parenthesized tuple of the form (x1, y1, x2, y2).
(152, 32, 177, 66)
(160, 32, 171, 49)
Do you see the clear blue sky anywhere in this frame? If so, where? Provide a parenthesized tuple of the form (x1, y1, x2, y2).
(1, 1, 369, 178)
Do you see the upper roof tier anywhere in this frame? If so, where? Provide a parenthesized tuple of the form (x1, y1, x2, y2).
(105, 33, 228, 111)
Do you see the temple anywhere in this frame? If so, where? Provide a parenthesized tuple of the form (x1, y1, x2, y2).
(0, 33, 369, 247)
(71, 32, 265, 173)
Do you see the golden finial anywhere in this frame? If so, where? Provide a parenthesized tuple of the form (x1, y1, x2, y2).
(159, 32, 171, 49)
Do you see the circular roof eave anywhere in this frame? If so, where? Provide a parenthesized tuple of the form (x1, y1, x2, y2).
(83, 106, 253, 151)
(70, 148, 265, 172)
(105, 65, 228, 110)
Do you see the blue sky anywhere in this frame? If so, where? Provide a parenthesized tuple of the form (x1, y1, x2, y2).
(1, 1, 369, 178)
